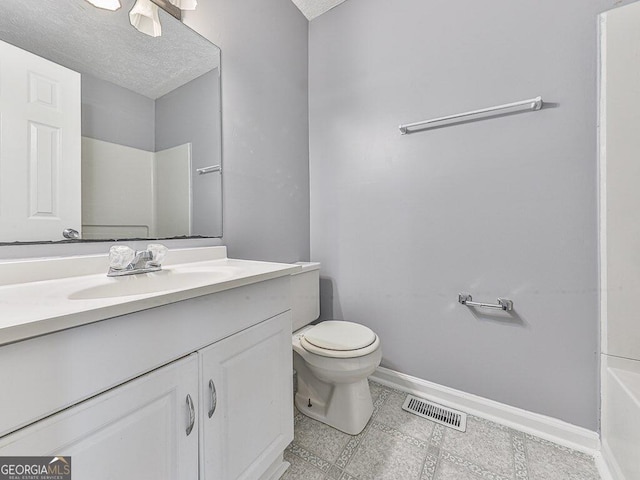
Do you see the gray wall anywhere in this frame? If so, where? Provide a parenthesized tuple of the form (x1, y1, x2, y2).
(82, 74, 155, 151)
(184, 0, 310, 263)
(156, 69, 222, 236)
(308, 0, 632, 430)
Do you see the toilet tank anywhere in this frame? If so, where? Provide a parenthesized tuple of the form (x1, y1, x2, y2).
(291, 262, 321, 331)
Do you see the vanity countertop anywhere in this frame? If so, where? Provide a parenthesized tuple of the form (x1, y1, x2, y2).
(0, 246, 300, 347)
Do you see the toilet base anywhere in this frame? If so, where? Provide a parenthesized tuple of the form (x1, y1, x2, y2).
(294, 377, 374, 435)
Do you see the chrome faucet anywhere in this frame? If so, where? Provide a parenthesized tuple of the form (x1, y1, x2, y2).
(107, 244, 168, 277)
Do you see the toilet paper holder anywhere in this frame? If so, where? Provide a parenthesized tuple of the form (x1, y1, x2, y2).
(458, 293, 513, 312)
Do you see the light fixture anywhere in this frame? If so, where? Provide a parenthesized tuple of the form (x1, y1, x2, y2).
(129, 0, 162, 38)
(84, 0, 121, 11)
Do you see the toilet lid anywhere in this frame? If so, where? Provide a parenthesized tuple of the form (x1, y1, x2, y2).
(303, 321, 376, 351)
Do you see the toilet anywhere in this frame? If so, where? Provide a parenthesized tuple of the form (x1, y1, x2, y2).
(291, 263, 382, 435)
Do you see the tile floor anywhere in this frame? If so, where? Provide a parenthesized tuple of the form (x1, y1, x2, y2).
(282, 381, 601, 480)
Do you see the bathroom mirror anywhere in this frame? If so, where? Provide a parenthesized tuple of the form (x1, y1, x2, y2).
(0, 0, 222, 242)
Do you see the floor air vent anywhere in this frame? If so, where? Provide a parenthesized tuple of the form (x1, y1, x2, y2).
(401, 395, 467, 432)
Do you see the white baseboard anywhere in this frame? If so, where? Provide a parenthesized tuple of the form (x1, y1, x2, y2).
(370, 366, 601, 454)
(260, 455, 290, 480)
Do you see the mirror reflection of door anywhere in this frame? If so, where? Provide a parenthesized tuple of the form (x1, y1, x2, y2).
(0, 40, 81, 242)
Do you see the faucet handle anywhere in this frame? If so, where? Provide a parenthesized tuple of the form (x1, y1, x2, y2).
(147, 244, 168, 266)
(109, 245, 135, 269)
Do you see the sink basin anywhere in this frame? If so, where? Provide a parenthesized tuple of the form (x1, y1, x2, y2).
(68, 267, 236, 300)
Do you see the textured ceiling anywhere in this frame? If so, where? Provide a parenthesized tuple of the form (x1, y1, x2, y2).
(0, 0, 220, 99)
(290, 0, 348, 20)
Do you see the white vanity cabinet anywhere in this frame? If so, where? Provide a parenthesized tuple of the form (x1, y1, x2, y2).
(0, 354, 200, 479)
(199, 312, 293, 480)
(0, 268, 295, 480)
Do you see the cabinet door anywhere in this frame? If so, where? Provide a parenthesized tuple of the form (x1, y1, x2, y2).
(200, 312, 294, 480)
(0, 354, 199, 480)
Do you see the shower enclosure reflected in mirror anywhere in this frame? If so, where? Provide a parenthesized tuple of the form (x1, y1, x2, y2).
(0, 0, 222, 242)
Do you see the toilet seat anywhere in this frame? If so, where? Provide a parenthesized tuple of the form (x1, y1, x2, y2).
(300, 321, 380, 358)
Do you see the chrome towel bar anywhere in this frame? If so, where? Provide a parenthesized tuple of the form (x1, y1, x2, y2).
(399, 96, 543, 134)
(458, 293, 513, 312)
(196, 165, 222, 175)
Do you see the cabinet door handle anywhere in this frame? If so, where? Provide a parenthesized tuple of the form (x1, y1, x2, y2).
(186, 394, 195, 436)
(208, 379, 217, 418)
